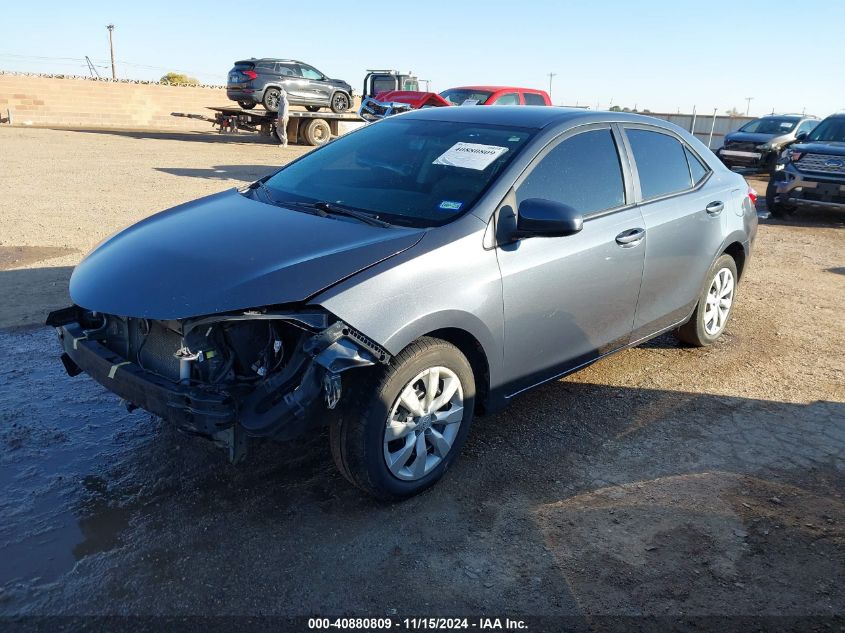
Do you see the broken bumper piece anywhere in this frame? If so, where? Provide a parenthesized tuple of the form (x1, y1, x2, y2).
(49, 309, 391, 462)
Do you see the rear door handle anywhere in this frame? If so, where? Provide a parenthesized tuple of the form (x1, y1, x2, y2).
(706, 201, 724, 215)
(615, 228, 645, 247)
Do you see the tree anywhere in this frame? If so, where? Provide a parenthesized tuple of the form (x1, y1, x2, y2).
(160, 72, 199, 86)
(725, 107, 742, 116)
(609, 105, 622, 112)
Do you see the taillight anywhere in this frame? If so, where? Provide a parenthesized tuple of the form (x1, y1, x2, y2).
(748, 187, 758, 205)
(243, 70, 257, 80)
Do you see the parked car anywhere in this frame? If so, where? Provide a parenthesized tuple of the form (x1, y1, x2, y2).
(438, 85, 552, 106)
(48, 107, 756, 500)
(360, 85, 552, 121)
(766, 113, 845, 218)
(226, 58, 354, 113)
(717, 114, 818, 173)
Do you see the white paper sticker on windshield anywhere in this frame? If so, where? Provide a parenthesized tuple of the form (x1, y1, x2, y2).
(433, 142, 508, 170)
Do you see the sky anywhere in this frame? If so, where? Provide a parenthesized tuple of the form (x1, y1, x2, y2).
(1, 0, 844, 117)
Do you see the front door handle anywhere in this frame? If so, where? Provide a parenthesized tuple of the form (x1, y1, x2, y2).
(705, 201, 725, 215)
(615, 228, 645, 247)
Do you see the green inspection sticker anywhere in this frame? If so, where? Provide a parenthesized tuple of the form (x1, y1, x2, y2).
(438, 200, 463, 211)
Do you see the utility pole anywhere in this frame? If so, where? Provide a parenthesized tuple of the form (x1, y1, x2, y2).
(106, 24, 116, 79)
(422, 79, 431, 92)
(547, 72, 557, 101)
(744, 96, 754, 115)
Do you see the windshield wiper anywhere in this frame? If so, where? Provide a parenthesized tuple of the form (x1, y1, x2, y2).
(252, 180, 281, 205)
(311, 201, 393, 227)
(250, 183, 392, 228)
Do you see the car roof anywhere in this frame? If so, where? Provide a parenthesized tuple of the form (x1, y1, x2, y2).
(397, 105, 671, 130)
(237, 58, 304, 64)
(444, 86, 544, 93)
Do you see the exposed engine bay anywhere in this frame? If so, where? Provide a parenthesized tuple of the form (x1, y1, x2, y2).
(47, 306, 390, 463)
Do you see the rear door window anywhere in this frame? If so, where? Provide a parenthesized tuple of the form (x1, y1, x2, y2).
(516, 129, 625, 214)
(492, 92, 520, 106)
(626, 129, 693, 200)
(523, 93, 547, 106)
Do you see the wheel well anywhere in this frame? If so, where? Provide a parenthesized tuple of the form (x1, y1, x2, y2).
(723, 242, 747, 279)
(425, 328, 490, 414)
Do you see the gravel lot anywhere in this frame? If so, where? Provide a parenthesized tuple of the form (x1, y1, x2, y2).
(0, 127, 843, 622)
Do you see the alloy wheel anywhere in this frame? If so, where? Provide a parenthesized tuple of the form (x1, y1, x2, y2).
(703, 267, 734, 336)
(383, 366, 464, 481)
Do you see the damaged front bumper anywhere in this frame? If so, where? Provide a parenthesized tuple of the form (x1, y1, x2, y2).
(47, 307, 390, 462)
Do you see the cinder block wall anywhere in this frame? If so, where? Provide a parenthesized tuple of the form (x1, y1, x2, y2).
(0, 74, 232, 130)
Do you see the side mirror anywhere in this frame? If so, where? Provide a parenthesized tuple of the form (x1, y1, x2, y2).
(795, 131, 809, 141)
(515, 198, 583, 239)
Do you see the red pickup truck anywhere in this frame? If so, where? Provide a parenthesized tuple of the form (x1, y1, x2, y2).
(375, 85, 552, 108)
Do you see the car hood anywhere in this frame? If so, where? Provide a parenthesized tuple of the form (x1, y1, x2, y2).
(70, 189, 425, 320)
(791, 141, 845, 156)
(724, 131, 777, 145)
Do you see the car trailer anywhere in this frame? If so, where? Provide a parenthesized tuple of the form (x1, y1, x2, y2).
(171, 107, 365, 146)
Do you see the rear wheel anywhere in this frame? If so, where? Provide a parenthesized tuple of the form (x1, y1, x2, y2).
(330, 92, 351, 114)
(262, 88, 280, 112)
(300, 118, 331, 146)
(305, 105, 322, 113)
(330, 337, 475, 500)
(765, 180, 797, 218)
(237, 100, 256, 110)
(675, 254, 738, 347)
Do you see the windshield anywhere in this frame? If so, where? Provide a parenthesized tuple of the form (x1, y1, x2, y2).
(806, 117, 845, 143)
(262, 118, 535, 227)
(738, 117, 797, 134)
(439, 89, 493, 105)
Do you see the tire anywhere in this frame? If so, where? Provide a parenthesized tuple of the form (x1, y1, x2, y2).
(762, 153, 778, 175)
(330, 337, 476, 501)
(330, 91, 351, 114)
(305, 105, 322, 113)
(675, 254, 739, 347)
(262, 88, 280, 112)
(765, 180, 798, 219)
(300, 118, 331, 146)
(237, 100, 256, 110)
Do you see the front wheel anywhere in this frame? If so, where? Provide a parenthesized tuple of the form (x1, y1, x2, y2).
(765, 180, 798, 219)
(330, 337, 475, 500)
(305, 105, 322, 112)
(330, 92, 351, 114)
(675, 254, 738, 347)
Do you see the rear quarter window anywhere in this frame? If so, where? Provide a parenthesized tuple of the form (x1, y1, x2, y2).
(627, 129, 693, 200)
(523, 93, 547, 106)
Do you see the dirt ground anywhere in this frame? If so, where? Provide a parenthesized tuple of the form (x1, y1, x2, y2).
(0, 127, 843, 623)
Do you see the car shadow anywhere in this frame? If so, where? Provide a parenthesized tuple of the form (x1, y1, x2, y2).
(154, 165, 279, 182)
(48, 127, 279, 145)
(0, 265, 74, 330)
(754, 190, 845, 228)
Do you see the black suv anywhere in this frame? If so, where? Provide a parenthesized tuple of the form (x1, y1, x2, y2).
(717, 114, 818, 173)
(766, 113, 845, 218)
(227, 59, 354, 113)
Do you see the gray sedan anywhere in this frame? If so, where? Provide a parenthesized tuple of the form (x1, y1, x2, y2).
(49, 107, 757, 500)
